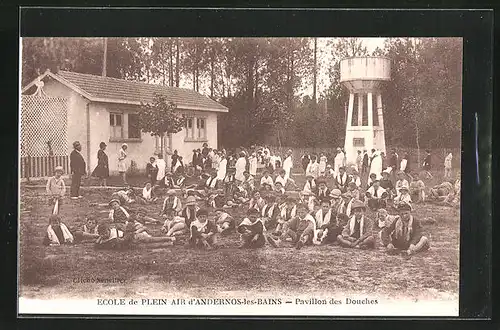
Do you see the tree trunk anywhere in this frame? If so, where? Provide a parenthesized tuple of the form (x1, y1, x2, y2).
(102, 37, 108, 77)
(210, 50, 215, 98)
(169, 39, 174, 87)
(313, 38, 317, 109)
(175, 38, 180, 87)
(160, 133, 164, 157)
(415, 118, 421, 166)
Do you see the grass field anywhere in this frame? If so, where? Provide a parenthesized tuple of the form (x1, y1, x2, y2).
(19, 167, 460, 306)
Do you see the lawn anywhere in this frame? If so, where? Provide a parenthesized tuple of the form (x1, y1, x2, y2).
(18, 168, 460, 307)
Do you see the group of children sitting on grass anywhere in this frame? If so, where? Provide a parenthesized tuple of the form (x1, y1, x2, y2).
(42, 161, 461, 257)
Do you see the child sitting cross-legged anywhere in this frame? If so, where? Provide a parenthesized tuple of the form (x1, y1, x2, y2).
(273, 203, 316, 250)
(188, 209, 218, 250)
(393, 186, 412, 208)
(273, 196, 297, 237)
(260, 194, 282, 230)
(73, 214, 100, 243)
(94, 223, 133, 250)
(43, 214, 74, 246)
(161, 208, 188, 238)
(237, 208, 269, 249)
(381, 202, 430, 256)
(141, 182, 158, 204)
(337, 200, 376, 249)
(313, 199, 337, 245)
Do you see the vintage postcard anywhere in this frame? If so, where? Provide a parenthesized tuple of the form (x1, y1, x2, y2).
(18, 36, 461, 316)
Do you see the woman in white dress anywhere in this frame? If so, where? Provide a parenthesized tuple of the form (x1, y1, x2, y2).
(444, 152, 453, 179)
(318, 153, 327, 176)
(155, 154, 167, 186)
(235, 152, 247, 183)
(217, 153, 227, 182)
(117, 144, 128, 185)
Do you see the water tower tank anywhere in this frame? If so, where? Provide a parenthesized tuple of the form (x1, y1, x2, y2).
(340, 57, 391, 169)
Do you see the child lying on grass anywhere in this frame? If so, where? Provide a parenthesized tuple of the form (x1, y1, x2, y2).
(94, 223, 133, 250)
(73, 214, 100, 243)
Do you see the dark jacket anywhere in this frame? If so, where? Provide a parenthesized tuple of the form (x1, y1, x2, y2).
(70, 150, 86, 175)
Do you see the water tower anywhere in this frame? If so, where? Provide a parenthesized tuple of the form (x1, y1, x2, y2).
(340, 56, 391, 165)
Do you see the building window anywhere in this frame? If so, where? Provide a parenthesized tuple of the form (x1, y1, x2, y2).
(186, 118, 194, 139)
(110, 113, 123, 139)
(197, 118, 206, 140)
(128, 113, 141, 139)
(185, 116, 207, 141)
(353, 138, 365, 147)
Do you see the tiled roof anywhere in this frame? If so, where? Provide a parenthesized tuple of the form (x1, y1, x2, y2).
(54, 70, 228, 112)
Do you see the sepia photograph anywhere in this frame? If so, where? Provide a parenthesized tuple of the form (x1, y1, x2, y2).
(18, 36, 462, 316)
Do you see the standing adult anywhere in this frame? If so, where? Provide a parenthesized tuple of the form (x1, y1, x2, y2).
(422, 149, 433, 179)
(334, 148, 344, 177)
(117, 143, 128, 185)
(171, 150, 179, 172)
(249, 152, 258, 177)
(369, 150, 383, 180)
(217, 151, 227, 182)
(318, 153, 327, 176)
(361, 149, 369, 176)
(283, 149, 293, 181)
(91, 141, 109, 187)
(70, 141, 86, 200)
(301, 154, 310, 175)
(235, 151, 247, 183)
(389, 149, 399, 172)
(444, 152, 453, 179)
(155, 153, 167, 186)
(355, 150, 363, 173)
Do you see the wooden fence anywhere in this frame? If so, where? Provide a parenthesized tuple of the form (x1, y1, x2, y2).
(20, 95, 69, 180)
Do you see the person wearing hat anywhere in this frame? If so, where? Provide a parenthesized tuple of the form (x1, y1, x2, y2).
(189, 209, 218, 249)
(338, 192, 355, 217)
(393, 186, 412, 207)
(180, 195, 200, 228)
(161, 189, 183, 216)
(91, 142, 109, 187)
(282, 149, 294, 181)
(337, 200, 375, 249)
(108, 198, 130, 230)
(314, 179, 331, 203)
(348, 167, 362, 188)
(365, 179, 388, 211)
(260, 169, 274, 191)
(276, 203, 316, 250)
(381, 202, 430, 256)
(395, 170, 410, 198)
(118, 143, 128, 185)
(334, 166, 350, 193)
(46, 165, 66, 214)
(329, 188, 344, 214)
(69, 140, 86, 199)
(146, 156, 159, 186)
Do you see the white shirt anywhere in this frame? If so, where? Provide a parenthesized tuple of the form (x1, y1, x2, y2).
(400, 158, 408, 171)
(260, 176, 274, 188)
(155, 158, 167, 181)
(217, 158, 227, 180)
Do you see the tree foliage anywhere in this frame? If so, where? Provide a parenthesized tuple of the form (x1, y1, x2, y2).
(23, 37, 462, 150)
(138, 94, 187, 153)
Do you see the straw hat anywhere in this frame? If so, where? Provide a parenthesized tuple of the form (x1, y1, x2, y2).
(351, 200, 366, 211)
(108, 198, 120, 206)
(185, 196, 197, 206)
(330, 189, 342, 198)
(54, 166, 64, 173)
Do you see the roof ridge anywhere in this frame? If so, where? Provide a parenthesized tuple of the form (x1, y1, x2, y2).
(57, 70, 200, 94)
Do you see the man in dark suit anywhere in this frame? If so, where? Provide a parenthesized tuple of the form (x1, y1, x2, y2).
(361, 149, 369, 176)
(70, 141, 86, 199)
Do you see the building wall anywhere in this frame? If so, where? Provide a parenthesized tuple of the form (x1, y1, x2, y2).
(38, 79, 221, 175)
